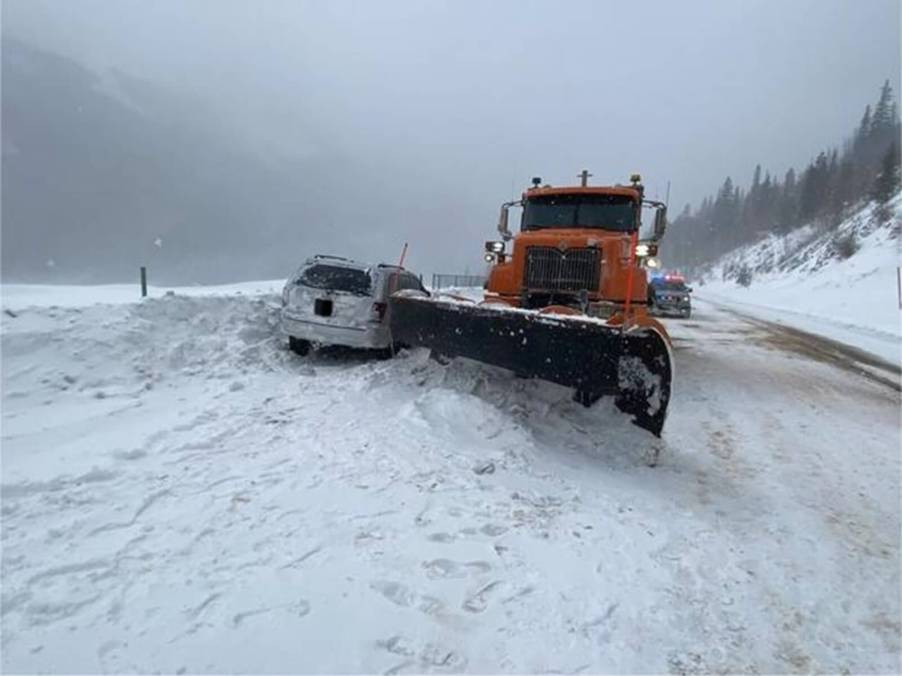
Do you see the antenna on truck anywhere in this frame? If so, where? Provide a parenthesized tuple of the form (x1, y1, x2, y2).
(578, 169, 592, 187)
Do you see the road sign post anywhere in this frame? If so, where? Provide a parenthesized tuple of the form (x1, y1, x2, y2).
(897, 266, 901, 310)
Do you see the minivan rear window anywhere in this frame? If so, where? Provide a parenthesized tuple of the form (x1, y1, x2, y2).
(300, 265, 371, 295)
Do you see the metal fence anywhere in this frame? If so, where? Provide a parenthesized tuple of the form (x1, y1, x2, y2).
(431, 273, 486, 289)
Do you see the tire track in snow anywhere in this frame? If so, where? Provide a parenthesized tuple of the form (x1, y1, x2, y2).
(707, 300, 901, 393)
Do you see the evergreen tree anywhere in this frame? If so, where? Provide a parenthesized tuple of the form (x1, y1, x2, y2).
(778, 167, 797, 231)
(824, 149, 842, 223)
(873, 140, 900, 205)
(760, 172, 774, 231)
(871, 80, 895, 139)
(743, 164, 763, 232)
(853, 105, 871, 157)
(799, 153, 829, 222)
(861, 81, 899, 176)
(833, 157, 857, 217)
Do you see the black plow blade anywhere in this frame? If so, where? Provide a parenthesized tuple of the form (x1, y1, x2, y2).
(390, 294, 673, 436)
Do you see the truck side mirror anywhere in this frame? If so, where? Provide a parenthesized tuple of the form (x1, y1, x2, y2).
(653, 207, 667, 240)
(498, 204, 513, 240)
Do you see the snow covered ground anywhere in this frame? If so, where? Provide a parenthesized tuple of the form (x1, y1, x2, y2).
(1, 287, 900, 673)
(697, 197, 901, 364)
(1, 280, 284, 309)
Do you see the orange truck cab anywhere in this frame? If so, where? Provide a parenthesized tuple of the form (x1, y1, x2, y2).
(483, 174, 667, 321)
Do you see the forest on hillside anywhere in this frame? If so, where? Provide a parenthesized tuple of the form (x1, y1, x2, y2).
(667, 81, 900, 271)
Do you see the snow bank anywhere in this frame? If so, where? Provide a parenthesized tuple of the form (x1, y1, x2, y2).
(697, 196, 901, 362)
(1, 279, 284, 309)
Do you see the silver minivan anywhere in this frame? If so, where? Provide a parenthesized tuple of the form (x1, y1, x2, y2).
(280, 255, 426, 355)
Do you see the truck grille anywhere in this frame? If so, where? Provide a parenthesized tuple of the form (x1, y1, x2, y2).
(524, 246, 600, 292)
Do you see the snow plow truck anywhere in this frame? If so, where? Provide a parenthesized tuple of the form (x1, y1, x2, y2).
(389, 172, 673, 437)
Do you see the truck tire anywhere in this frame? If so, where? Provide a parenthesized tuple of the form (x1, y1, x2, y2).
(289, 336, 311, 356)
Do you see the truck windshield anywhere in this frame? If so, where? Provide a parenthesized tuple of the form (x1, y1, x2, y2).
(522, 194, 637, 232)
(300, 264, 372, 295)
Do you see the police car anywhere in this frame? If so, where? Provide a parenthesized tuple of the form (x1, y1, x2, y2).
(648, 273, 692, 318)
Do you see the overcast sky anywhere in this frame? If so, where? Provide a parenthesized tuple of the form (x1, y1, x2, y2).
(3, 0, 900, 274)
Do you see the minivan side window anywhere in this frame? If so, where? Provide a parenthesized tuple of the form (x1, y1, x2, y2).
(381, 270, 423, 295)
(403, 273, 424, 291)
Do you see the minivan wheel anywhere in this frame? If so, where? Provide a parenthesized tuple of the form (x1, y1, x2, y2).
(289, 336, 311, 356)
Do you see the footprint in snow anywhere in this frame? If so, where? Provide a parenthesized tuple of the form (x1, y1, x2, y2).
(427, 532, 455, 543)
(462, 580, 504, 614)
(113, 448, 147, 461)
(232, 600, 310, 627)
(378, 635, 467, 673)
(480, 523, 508, 536)
(422, 559, 491, 579)
(370, 581, 445, 616)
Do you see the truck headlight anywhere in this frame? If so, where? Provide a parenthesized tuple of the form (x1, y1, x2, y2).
(485, 241, 505, 253)
(484, 253, 495, 263)
(645, 257, 660, 269)
(635, 243, 650, 257)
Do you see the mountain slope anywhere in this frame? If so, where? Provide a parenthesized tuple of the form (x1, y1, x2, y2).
(694, 194, 901, 359)
(1, 38, 350, 285)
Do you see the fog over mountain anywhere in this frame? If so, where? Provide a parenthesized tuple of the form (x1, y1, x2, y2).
(2, 0, 899, 284)
(3, 36, 424, 283)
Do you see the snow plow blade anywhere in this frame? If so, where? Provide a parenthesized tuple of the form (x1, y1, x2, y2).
(390, 294, 673, 436)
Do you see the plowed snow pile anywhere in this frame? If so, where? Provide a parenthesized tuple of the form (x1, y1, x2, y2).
(2, 289, 899, 673)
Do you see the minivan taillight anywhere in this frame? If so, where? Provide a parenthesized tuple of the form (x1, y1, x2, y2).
(370, 302, 387, 323)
